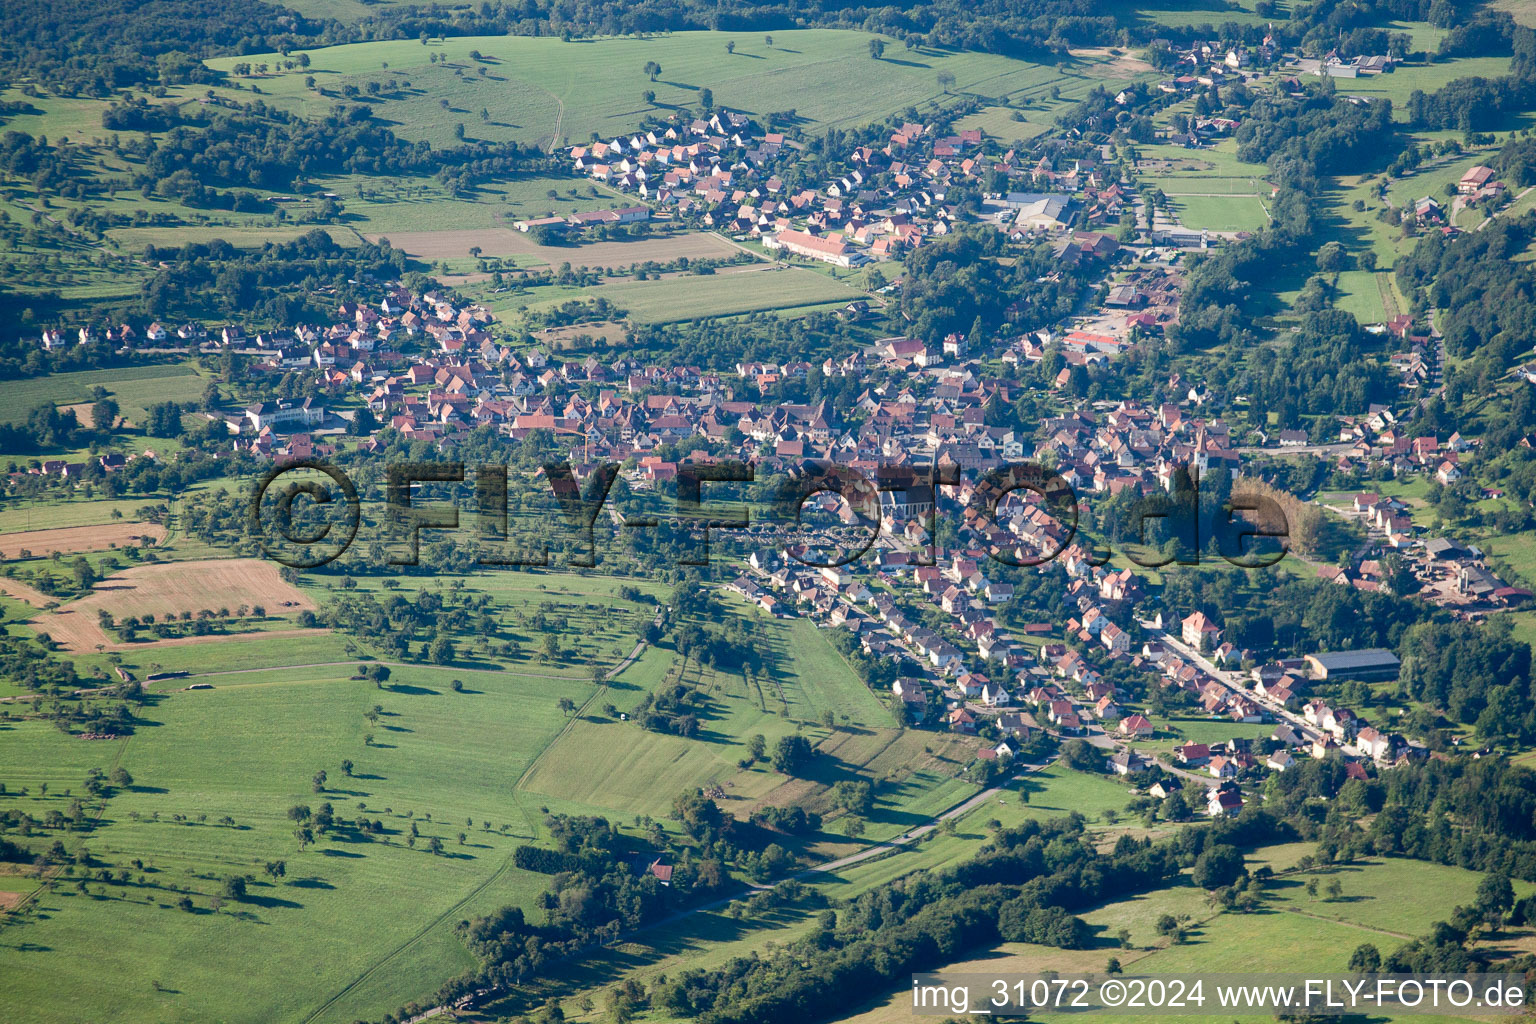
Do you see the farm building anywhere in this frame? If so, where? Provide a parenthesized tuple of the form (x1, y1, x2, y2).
(766, 228, 855, 267)
(1304, 648, 1401, 682)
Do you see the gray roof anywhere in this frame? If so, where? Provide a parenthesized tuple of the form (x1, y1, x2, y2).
(1307, 648, 1400, 671)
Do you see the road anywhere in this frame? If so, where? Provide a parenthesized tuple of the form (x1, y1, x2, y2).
(1235, 441, 1354, 458)
(1473, 184, 1536, 232)
(1153, 630, 1320, 743)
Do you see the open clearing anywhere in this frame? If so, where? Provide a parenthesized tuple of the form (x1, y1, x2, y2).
(0, 522, 167, 560)
(830, 850, 1525, 1024)
(33, 558, 315, 652)
(370, 226, 740, 268)
(541, 266, 868, 323)
(534, 320, 630, 349)
(0, 364, 205, 426)
(206, 31, 1142, 150)
(0, 663, 592, 1024)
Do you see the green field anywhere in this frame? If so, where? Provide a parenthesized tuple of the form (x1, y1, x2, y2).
(204, 31, 1142, 151)
(828, 850, 1526, 1024)
(1166, 193, 1271, 232)
(953, 103, 1064, 143)
(0, 364, 206, 426)
(0, 496, 164, 533)
(1341, 57, 1520, 120)
(318, 571, 668, 677)
(530, 266, 869, 324)
(0, 566, 975, 1024)
(0, 660, 598, 1024)
(1108, 0, 1283, 29)
(319, 174, 630, 235)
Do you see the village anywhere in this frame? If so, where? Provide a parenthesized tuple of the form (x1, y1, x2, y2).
(17, 257, 1528, 826)
(15, 62, 1530, 831)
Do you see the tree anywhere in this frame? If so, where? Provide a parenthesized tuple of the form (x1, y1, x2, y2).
(91, 397, 119, 432)
(1477, 871, 1515, 921)
(937, 70, 956, 93)
(558, 696, 577, 717)
(747, 734, 766, 761)
(644, 61, 661, 81)
(427, 836, 444, 855)
(1192, 844, 1244, 889)
(1348, 943, 1381, 973)
(832, 779, 874, 816)
(109, 767, 133, 790)
(222, 875, 247, 900)
(673, 788, 724, 841)
(771, 734, 813, 774)
(340, 759, 353, 777)
(765, 35, 774, 47)
(699, 87, 713, 109)
(726, 41, 735, 54)
(263, 860, 286, 882)
(312, 770, 327, 793)
(1325, 878, 1344, 901)
(1060, 739, 1102, 772)
(642, 90, 655, 105)
(1316, 241, 1350, 272)
(429, 636, 454, 665)
(869, 39, 885, 59)
(840, 815, 865, 839)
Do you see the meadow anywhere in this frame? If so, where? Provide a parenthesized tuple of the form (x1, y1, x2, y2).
(0, 363, 206, 427)
(824, 850, 1525, 1024)
(0, 660, 595, 1024)
(321, 570, 668, 677)
(0, 497, 164, 533)
(204, 32, 1145, 151)
(0, 562, 987, 1024)
(1105, 0, 1283, 29)
(528, 266, 869, 324)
